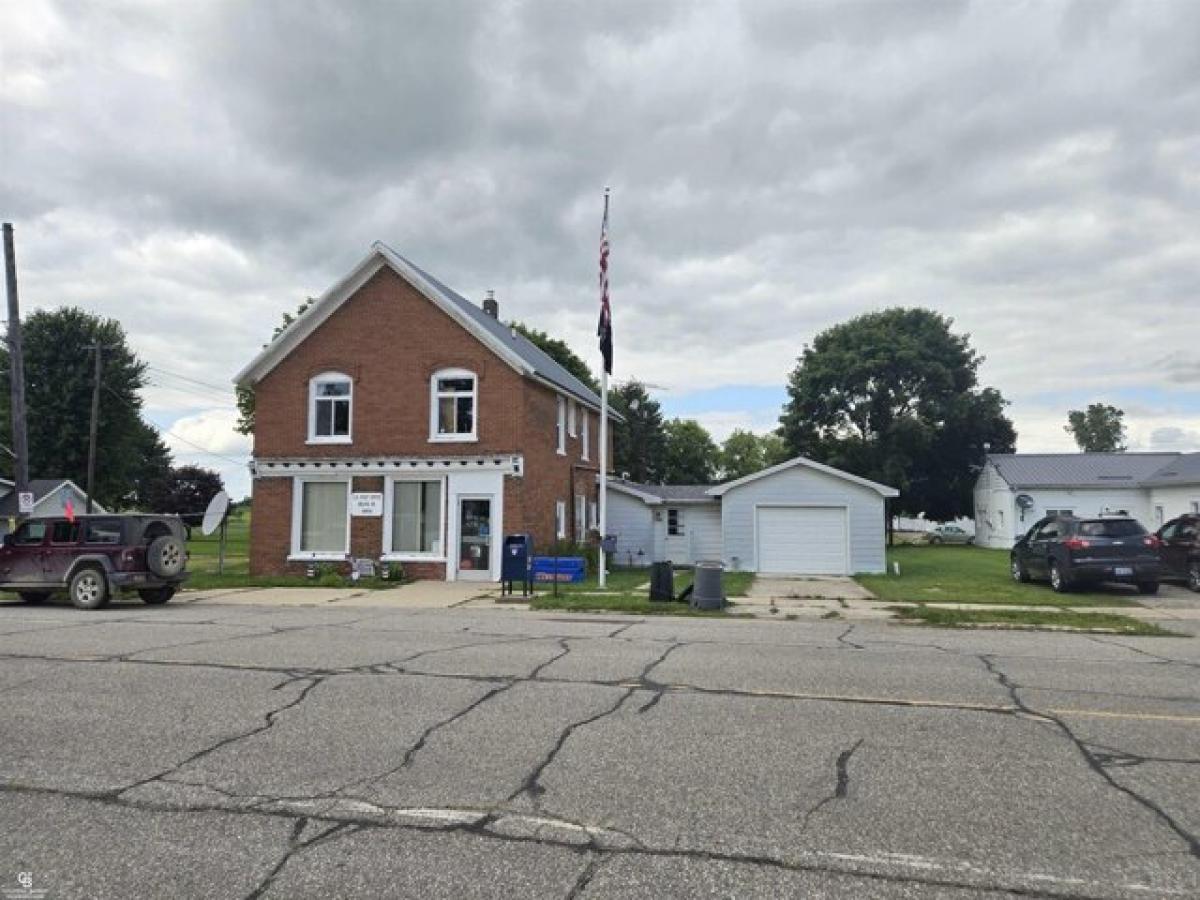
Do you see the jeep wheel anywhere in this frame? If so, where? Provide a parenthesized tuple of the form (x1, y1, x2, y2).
(19, 591, 49, 604)
(1188, 563, 1200, 594)
(147, 535, 186, 578)
(1049, 561, 1071, 593)
(139, 586, 176, 605)
(69, 567, 109, 610)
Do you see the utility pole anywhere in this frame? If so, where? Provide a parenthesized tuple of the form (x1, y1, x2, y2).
(85, 342, 103, 513)
(3, 223, 30, 500)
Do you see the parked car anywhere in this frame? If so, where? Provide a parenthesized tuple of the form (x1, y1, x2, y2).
(1010, 515, 1160, 594)
(1156, 514, 1200, 593)
(0, 514, 188, 609)
(927, 524, 974, 545)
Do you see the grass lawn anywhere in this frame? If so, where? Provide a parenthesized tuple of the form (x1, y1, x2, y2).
(892, 605, 1178, 636)
(857, 545, 1141, 608)
(187, 505, 250, 575)
(528, 566, 755, 615)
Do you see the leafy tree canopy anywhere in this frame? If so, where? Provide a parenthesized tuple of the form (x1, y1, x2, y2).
(661, 418, 721, 485)
(779, 307, 1016, 520)
(610, 380, 667, 483)
(1065, 403, 1126, 452)
(139, 464, 226, 522)
(720, 429, 791, 481)
(0, 307, 172, 509)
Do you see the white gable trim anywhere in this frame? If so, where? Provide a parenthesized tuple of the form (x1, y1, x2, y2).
(235, 244, 532, 387)
(707, 455, 899, 498)
(607, 481, 664, 505)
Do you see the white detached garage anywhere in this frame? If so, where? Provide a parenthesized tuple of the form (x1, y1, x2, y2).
(708, 457, 899, 575)
(605, 457, 897, 575)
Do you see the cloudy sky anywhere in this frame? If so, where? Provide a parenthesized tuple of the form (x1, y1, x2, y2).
(3, 0, 1199, 499)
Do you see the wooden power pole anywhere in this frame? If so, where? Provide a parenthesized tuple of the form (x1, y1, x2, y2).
(3, 223, 30, 499)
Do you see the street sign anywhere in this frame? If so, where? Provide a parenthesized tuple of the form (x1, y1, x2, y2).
(17, 492, 33, 514)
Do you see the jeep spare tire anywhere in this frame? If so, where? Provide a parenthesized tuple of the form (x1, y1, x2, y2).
(147, 535, 185, 578)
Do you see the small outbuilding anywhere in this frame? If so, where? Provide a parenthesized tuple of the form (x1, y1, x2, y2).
(606, 456, 898, 575)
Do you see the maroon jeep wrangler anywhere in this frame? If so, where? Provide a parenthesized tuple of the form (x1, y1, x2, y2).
(1, 514, 188, 609)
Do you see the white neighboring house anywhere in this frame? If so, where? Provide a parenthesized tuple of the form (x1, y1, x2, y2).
(0, 478, 107, 537)
(606, 456, 898, 575)
(973, 452, 1200, 549)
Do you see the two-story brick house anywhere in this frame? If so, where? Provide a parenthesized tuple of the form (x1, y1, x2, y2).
(235, 242, 616, 581)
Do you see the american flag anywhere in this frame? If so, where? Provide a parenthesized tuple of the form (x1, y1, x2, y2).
(597, 190, 613, 375)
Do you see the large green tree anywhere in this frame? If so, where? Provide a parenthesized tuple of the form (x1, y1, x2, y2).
(720, 429, 792, 480)
(0, 307, 172, 508)
(1065, 403, 1126, 452)
(139, 464, 226, 522)
(661, 418, 720, 484)
(510, 322, 601, 394)
(779, 308, 1016, 520)
(610, 380, 668, 483)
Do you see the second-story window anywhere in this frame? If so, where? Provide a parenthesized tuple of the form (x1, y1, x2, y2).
(581, 410, 590, 461)
(430, 369, 477, 441)
(309, 372, 352, 443)
(556, 396, 566, 455)
(568, 399, 577, 437)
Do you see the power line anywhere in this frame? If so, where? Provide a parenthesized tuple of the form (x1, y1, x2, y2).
(145, 364, 235, 395)
(102, 383, 249, 467)
(144, 378, 237, 409)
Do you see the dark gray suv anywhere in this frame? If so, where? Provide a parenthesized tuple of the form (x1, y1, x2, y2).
(1, 514, 188, 609)
(1011, 515, 1160, 594)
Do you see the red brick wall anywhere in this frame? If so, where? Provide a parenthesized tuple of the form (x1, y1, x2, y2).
(248, 263, 612, 576)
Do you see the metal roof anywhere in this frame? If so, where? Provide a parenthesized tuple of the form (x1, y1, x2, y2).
(609, 480, 717, 503)
(987, 453, 1183, 488)
(1142, 452, 1200, 487)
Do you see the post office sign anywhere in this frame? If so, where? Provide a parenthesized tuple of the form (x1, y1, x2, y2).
(350, 492, 383, 517)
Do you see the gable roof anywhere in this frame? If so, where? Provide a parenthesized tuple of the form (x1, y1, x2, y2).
(0, 479, 104, 517)
(608, 480, 717, 505)
(1141, 452, 1200, 487)
(706, 456, 899, 498)
(987, 453, 1182, 489)
(235, 242, 617, 418)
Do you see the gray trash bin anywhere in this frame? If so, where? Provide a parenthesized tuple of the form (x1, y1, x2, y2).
(691, 561, 724, 610)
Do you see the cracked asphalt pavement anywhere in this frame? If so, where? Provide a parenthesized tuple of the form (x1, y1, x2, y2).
(1, 601, 1198, 899)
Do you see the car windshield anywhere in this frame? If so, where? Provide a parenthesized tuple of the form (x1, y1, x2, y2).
(1077, 520, 1146, 538)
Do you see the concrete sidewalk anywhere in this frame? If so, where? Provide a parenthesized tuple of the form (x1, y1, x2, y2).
(177, 580, 494, 609)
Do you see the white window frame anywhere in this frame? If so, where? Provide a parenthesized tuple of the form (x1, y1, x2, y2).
(381, 476, 447, 562)
(555, 500, 567, 539)
(429, 368, 478, 443)
(289, 476, 350, 561)
(307, 372, 353, 445)
(568, 399, 577, 438)
(556, 396, 566, 455)
(574, 494, 586, 539)
(589, 499, 598, 531)
(667, 508, 683, 536)
(581, 411, 590, 461)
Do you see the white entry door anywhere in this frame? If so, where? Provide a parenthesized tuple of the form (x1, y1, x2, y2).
(456, 496, 494, 581)
(756, 506, 848, 575)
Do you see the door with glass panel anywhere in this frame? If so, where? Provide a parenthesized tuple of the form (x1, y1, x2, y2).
(457, 497, 493, 580)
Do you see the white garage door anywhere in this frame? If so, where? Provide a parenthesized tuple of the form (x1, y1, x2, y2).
(757, 506, 848, 575)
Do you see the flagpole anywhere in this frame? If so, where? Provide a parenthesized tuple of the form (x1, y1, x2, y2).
(598, 187, 610, 589)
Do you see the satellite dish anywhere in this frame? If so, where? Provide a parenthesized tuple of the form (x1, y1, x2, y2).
(1015, 493, 1035, 511)
(201, 491, 230, 536)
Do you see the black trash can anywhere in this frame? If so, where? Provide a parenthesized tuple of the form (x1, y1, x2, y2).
(691, 560, 724, 610)
(501, 534, 533, 596)
(649, 561, 674, 602)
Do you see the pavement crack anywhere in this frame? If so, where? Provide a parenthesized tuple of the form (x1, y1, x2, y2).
(509, 688, 635, 809)
(529, 638, 573, 679)
(836, 625, 865, 650)
(800, 738, 864, 832)
(243, 817, 361, 900)
(564, 853, 604, 899)
(979, 654, 1200, 860)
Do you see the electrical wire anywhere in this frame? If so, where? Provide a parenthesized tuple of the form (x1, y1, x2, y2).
(102, 383, 249, 467)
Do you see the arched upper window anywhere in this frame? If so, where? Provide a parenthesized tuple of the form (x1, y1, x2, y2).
(430, 368, 477, 441)
(308, 372, 352, 443)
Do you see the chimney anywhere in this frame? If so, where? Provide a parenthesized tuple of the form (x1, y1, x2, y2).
(483, 289, 498, 319)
